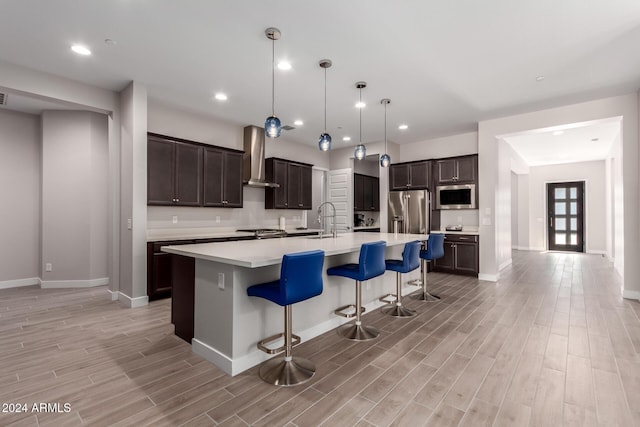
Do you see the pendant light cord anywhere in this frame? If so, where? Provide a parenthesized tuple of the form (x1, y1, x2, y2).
(324, 68, 327, 132)
(271, 38, 275, 116)
(384, 101, 388, 152)
(359, 88, 362, 143)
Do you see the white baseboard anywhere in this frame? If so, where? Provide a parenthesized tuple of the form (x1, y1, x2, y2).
(622, 289, 640, 301)
(40, 277, 109, 289)
(587, 250, 607, 256)
(117, 292, 149, 308)
(108, 290, 120, 301)
(478, 273, 497, 282)
(0, 277, 40, 289)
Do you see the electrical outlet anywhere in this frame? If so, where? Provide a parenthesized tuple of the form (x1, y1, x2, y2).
(45, 263, 52, 272)
(172, 215, 178, 224)
(215, 216, 221, 224)
(127, 218, 132, 230)
(218, 272, 225, 290)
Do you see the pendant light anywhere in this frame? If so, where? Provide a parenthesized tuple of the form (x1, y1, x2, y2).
(380, 98, 391, 167)
(318, 59, 332, 151)
(264, 27, 282, 138)
(354, 81, 367, 160)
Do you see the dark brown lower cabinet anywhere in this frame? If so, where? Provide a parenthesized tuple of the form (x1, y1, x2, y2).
(172, 254, 195, 343)
(147, 240, 194, 301)
(432, 234, 479, 276)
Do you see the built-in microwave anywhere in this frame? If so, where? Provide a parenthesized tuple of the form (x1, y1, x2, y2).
(435, 184, 476, 209)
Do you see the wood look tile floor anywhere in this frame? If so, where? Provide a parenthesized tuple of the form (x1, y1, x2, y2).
(1, 250, 639, 426)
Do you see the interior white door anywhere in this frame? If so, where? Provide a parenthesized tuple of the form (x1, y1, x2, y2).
(326, 168, 353, 232)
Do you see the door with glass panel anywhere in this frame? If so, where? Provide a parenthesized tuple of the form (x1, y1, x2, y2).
(547, 181, 584, 252)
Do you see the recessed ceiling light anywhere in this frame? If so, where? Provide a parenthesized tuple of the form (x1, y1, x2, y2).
(277, 61, 292, 71)
(214, 93, 228, 101)
(536, 75, 545, 82)
(552, 130, 564, 136)
(398, 124, 408, 130)
(355, 102, 366, 109)
(71, 44, 91, 55)
(343, 136, 351, 142)
(293, 120, 303, 126)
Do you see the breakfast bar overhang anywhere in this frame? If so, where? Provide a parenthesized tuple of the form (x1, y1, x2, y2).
(162, 232, 428, 376)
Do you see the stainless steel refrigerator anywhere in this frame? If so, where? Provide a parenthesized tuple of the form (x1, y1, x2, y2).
(388, 190, 430, 234)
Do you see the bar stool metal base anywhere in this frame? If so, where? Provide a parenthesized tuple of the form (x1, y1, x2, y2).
(383, 303, 416, 317)
(259, 356, 315, 386)
(412, 291, 440, 302)
(337, 321, 380, 341)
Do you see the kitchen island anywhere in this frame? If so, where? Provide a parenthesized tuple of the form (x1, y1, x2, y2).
(162, 232, 428, 375)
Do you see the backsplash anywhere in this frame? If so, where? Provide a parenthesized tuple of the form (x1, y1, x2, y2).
(147, 187, 308, 230)
(439, 209, 479, 228)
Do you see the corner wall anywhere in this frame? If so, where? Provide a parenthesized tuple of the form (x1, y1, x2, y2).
(0, 110, 40, 287)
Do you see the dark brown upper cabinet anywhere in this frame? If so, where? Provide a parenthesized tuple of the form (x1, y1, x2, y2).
(389, 160, 431, 190)
(203, 147, 243, 208)
(265, 158, 313, 210)
(148, 134, 202, 206)
(354, 173, 380, 211)
(434, 154, 477, 185)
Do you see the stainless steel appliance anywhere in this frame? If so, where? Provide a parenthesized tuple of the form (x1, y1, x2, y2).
(388, 190, 430, 234)
(236, 228, 287, 239)
(435, 184, 476, 209)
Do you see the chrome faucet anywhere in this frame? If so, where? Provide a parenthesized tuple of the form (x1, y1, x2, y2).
(316, 201, 337, 238)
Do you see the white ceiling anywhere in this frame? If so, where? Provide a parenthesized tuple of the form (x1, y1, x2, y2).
(504, 119, 620, 167)
(0, 1, 639, 148)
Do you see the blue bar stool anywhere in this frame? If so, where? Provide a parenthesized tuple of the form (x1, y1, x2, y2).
(327, 241, 386, 341)
(247, 250, 325, 386)
(383, 240, 421, 317)
(414, 233, 445, 301)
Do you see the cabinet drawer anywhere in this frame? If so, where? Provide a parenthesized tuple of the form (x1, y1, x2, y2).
(444, 234, 477, 243)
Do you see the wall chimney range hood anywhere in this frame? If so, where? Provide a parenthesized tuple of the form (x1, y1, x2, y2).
(243, 125, 280, 188)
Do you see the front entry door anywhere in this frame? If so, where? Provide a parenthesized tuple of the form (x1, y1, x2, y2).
(547, 181, 584, 252)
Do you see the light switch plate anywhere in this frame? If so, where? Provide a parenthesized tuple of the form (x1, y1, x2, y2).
(172, 215, 178, 224)
(218, 272, 225, 290)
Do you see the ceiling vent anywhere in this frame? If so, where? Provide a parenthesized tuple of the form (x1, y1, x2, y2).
(282, 125, 296, 131)
(0, 93, 7, 105)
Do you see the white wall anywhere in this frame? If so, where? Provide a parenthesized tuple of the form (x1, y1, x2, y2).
(41, 110, 109, 284)
(478, 93, 638, 297)
(0, 110, 41, 286)
(526, 161, 607, 253)
(517, 174, 530, 250)
(511, 172, 518, 248)
(399, 132, 478, 161)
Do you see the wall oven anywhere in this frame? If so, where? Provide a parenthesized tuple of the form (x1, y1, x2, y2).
(435, 184, 476, 209)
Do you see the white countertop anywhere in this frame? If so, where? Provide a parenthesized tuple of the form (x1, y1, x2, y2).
(162, 232, 429, 268)
(147, 227, 323, 242)
(431, 228, 480, 236)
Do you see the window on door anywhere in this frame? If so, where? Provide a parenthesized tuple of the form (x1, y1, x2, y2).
(547, 181, 584, 252)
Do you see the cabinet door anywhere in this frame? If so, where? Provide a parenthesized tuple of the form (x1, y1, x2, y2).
(433, 242, 456, 272)
(299, 165, 313, 209)
(390, 164, 410, 190)
(409, 162, 430, 189)
(455, 156, 477, 183)
(267, 159, 289, 208)
(223, 151, 243, 207)
(287, 163, 304, 209)
(147, 138, 175, 205)
(174, 142, 203, 206)
(454, 242, 479, 274)
(354, 174, 365, 210)
(369, 176, 380, 211)
(435, 159, 458, 184)
(203, 148, 224, 207)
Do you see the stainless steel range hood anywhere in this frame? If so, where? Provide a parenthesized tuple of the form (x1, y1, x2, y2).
(243, 125, 280, 188)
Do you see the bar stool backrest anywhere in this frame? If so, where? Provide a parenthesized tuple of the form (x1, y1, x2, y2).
(402, 240, 422, 271)
(281, 250, 325, 305)
(422, 233, 445, 260)
(358, 241, 387, 280)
